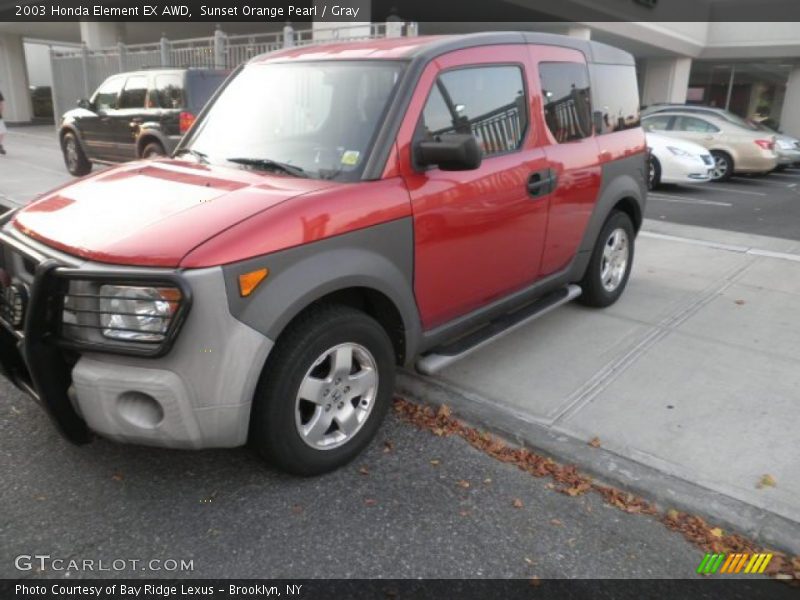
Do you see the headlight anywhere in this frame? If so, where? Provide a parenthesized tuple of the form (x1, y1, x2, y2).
(667, 146, 692, 157)
(99, 285, 182, 342)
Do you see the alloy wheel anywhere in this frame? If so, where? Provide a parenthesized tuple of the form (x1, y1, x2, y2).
(712, 155, 728, 180)
(600, 228, 629, 292)
(294, 342, 379, 450)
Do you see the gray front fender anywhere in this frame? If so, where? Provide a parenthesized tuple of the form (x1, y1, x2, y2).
(222, 218, 422, 364)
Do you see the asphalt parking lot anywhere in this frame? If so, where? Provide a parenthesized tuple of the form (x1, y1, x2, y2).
(0, 125, 799, 582)
(647, 171, 800, 241)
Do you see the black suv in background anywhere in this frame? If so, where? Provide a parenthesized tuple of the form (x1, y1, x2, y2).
(59, 68, 228, 176)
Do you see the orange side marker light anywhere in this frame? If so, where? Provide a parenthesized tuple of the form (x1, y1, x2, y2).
(238, 268, 269, 297)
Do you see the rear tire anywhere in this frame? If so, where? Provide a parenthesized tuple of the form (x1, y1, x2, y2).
(61, 132, 92, 176)
(578, 211, 635, 308)
(141, 141, 166, 159)
(250, 304, 395, 476)
(710, 151, 733, 182)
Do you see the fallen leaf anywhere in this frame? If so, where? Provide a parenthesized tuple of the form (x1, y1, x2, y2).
(459, 510, 470, 517)
(364, 498, 377, 506)
(432, 427, 446, 436)
(358, 466, 369, 476)
(524, 557, 535, 565)
(383, 441, 394, 453)
(667, 509, 680, 520)
(588, 437, 601, 448)
(437, 404, 452, 418)
(483, 478, 492, 484)
(757, 474, 777, 489)
(291, 505, 303, 515)
(709, 527, 724, 538)
(430, 459, 440, 466)
(111, 472, 124, 482)
(512, 498, 524, 508)
(457, 479, 470, 489)
(529, 576, 541, 587)
(734, 299, 746, 306)
(550, 518, 563, 527)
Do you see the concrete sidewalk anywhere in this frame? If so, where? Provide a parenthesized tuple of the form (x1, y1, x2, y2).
(400, 218, 800, 554)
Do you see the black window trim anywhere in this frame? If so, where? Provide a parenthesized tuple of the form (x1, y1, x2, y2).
(412, 61, 532, 171)
(537, 59, 594, 144)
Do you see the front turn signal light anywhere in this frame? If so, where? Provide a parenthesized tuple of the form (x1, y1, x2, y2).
(238, 268, 269, 297)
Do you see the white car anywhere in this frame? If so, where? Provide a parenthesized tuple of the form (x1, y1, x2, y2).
(646, 133, 714, 189)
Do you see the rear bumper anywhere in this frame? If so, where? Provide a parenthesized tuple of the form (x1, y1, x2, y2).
(734, 152, 778, 174)
(0, 226, 273, 449)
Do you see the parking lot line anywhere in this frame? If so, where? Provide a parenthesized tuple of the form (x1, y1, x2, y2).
(684, 184, 766, 197)
(648, 193, 732, 207)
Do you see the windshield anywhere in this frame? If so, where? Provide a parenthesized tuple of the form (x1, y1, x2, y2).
(185, 61, 406, 181)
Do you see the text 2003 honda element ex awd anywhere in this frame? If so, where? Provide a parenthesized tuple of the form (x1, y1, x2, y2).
(0, 33, 646, 475)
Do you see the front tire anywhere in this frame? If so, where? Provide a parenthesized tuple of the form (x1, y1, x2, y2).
(578, 211, 635, 308)
(61, 132, 92, 176)
(250, 304, 395, 476)
(648, 156, 661, 190)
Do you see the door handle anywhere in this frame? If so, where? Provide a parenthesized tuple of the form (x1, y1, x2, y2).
(527, 169, 557, 197)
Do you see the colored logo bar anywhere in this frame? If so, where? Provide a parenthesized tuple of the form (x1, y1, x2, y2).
(696, 553, 773, 574)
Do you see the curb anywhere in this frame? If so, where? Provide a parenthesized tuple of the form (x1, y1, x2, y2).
(396, 370, 800, 556)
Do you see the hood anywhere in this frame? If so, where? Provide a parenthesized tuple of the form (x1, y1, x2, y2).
(13, 160, 337, 267)
(646, 133, 710, 157)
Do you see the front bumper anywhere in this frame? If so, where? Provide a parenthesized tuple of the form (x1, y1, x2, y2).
(0, 224, 273, 449)
(661, 155, 713, 184)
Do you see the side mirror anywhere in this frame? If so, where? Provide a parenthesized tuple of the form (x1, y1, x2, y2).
(416, 133, 482, 171)
(77, 98, 90, 110)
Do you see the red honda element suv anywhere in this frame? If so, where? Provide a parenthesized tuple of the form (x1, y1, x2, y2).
(0, 33, 646, 475)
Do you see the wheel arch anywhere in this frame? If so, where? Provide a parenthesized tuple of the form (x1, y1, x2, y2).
(136, 129, 168, 157)
(222, 219, 421, 368)
(570, 154, 646, 283)
(58, 125, 89, 155)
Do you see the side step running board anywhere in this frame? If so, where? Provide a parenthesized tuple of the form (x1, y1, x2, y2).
(415, 284, 582, 375)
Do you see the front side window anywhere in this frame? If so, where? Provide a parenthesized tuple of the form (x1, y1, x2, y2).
(539, 62, 593, 142)
(420, 65, 528, 157)
(590, 64, 641, 134)
(187, 61, 405, 181)
(674, 116, 719, 133)
(92, 76, 124, 111)
(119, 76, 148, 109)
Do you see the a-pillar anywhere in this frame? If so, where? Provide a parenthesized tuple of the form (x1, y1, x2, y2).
(0, 34, 32, 123)
(641, 57, 692, 106)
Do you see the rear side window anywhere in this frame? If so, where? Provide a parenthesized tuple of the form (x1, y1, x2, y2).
(642, 115, 672, 132)
(155, 74, 185, 109)
(118, 75, 148, 109)
(93, 76, 124, 111)
(187, 72, 227, 112)
(539, 62, 592, 142)
(590, 64, 641, 134)
(420, 65, 528, 157)
(673, 116, 720, 133)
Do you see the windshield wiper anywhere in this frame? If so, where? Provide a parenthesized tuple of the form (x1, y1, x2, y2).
(226, 157, 306, 178)
(174, 148, 209, 164)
